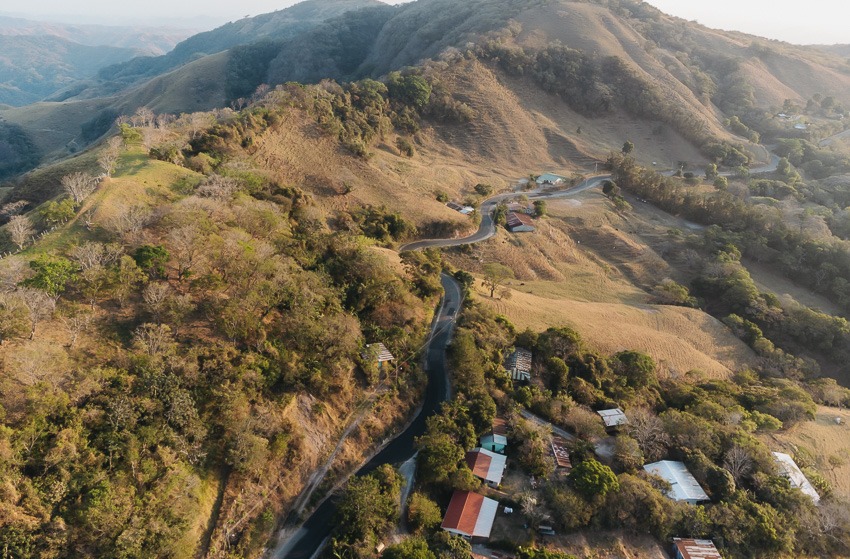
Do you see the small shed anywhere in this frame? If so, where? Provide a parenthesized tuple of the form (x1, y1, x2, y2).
(506, 348, 533, 382)
(773, 452, 820, 504)
(672, 538, 722, 559)
(597, 408, 628, 431)
(535, 173, 566, 186)
(506, 212, 535, 233)
(551, 435, 572, 472)
(480, 433, 507, 454)
(491, 417, 508, 436)
(441, 491, 499, 540)
(466, 448, 508, 486)
(447, 202, 475, 215)
(365, 343, 395, 370)
(643, 460, 709, 504)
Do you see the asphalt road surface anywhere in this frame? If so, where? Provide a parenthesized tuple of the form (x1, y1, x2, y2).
(274, 273, 461, 559)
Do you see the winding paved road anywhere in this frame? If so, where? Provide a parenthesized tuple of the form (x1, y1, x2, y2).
(274, 273, 461, 559)
(400, 175, 610, 252)
(273, 149, 782, 559)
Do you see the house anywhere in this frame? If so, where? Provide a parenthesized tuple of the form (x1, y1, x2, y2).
(364, 342, 395, 370)
(480, 433, 507, 454)
(773, 452, 820, 504)
(447, 201, 475, 215)
(491, 417, 508, 436)
(672, 538, 722, 559)
(597, 408, 628, 432)
(508, 202, 533, 215)
(535, 173, 566, 186)
(643, 460, 710, 504)
(466, 448, 507, 486)
(506, 212, 535, 233)
(441, 491, 499, 540)
(505, 347, 533, 382)
(551, 436, 572, 472)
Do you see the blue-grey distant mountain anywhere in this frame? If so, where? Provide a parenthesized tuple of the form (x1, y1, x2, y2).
(0, 15, 196, 55)
(0, 35, 146, 106)
(93, 0, 386, 88)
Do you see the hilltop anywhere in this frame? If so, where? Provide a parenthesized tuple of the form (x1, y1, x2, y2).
(3, 0, 850, 176)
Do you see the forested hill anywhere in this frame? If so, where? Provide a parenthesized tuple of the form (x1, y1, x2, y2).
(6, 0, 850, 178)
(90, 0, 386, 88)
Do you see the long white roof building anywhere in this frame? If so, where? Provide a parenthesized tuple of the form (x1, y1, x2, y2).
(644, 460, 709, 504)
(773, 452, 820, 504)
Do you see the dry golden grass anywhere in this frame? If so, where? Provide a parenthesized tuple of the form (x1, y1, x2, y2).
(448, 188, 756, 379)
(765, 406, 850, 500)
(744, 258, 843, 316)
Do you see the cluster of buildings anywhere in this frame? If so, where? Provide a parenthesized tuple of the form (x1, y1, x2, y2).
(440, 418, 509, 541)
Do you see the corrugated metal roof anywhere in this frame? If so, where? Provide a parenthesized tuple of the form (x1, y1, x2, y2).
(506, 212, 535, 229)
(673, 539, 722, 559)
(365, 342, 394, 362)
(551, 436, 572, 470)
(466, 448, 507, 485)
(481, 433, 508, 446)
(597, 408, 628, 428)
(441, 491, 498, 538)
(536, 173, 566, 184)
(643, 461, 709, 502)
(491, 417, 508, 436)
(773, 452, 820, 504)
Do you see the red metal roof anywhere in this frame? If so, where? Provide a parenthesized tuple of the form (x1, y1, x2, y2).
(466, 450, 493, 479)
(673, 539, 722, 559)
(441, 491, 485, 535)
(491, 417, 508, 436)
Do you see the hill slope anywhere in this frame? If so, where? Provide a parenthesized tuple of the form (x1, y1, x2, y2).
(0, 35, 144, 106)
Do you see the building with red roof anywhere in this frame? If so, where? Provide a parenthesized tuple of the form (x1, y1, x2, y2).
(441, 491, 499, 540)
(465, 447, 507, 486)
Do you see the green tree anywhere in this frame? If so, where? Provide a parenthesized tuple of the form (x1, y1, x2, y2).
(533, 200, 547, 217)
(387, 73, 432, 109)
(705, 163, 718, 180)
(481, 262, 514, 298)
(407, 493, 442, 534)
(382, 538, 436, 559)
(569, 458, 620, 498)
(622, 141, 634, 155)
(612, 350, 657, 388)
(40, 198, 76, 226)
(474, 183, 493, 196)
(23, 255, 79, 298)
(134, 244, 169, 279)
(602, 180, 620, 198)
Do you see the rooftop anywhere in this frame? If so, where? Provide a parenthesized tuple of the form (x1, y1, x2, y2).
(536, 173, 566, 184)
(466, 448, 507, 485)
(643, 460, 709, 502)
(491, 417, 508, 436)
(506, 212, 535, 229)
(673, 538, 722, 559)
(481, 433, 508, 446)
(773, 452, 820, 504)
(365, 342, 395, 362)
(441, 491, 499, 539)
(506, 348, 532, 373)
(551, 436, 572, 470)
(597, 408, 628, 428)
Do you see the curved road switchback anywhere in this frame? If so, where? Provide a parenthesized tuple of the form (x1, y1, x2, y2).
(274, 273, 461, 559)
(400, 175, 610, 252)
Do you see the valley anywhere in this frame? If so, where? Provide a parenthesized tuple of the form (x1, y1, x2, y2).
(2, 1, 850, 559)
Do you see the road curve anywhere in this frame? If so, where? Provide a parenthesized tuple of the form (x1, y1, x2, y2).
(275, 273, 461, 559)
(400, 175, 610, 252)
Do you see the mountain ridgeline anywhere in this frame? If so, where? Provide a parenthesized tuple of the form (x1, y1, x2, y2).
(4, 0, 850, 182)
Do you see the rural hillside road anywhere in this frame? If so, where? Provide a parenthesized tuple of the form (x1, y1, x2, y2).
(275, 273, 461, 559)
(400, 175, 610, 252)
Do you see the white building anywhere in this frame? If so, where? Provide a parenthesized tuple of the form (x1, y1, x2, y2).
(773, 452, 820, 504)
(466, 448, 508, 486)
(643, 460, 709, 504)
(441, 491, 499, 540)
(597, 408, 628, 430)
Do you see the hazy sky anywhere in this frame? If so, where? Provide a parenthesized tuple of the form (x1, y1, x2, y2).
(1, 0, 848, 44)
(646, 0, 848, 45)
